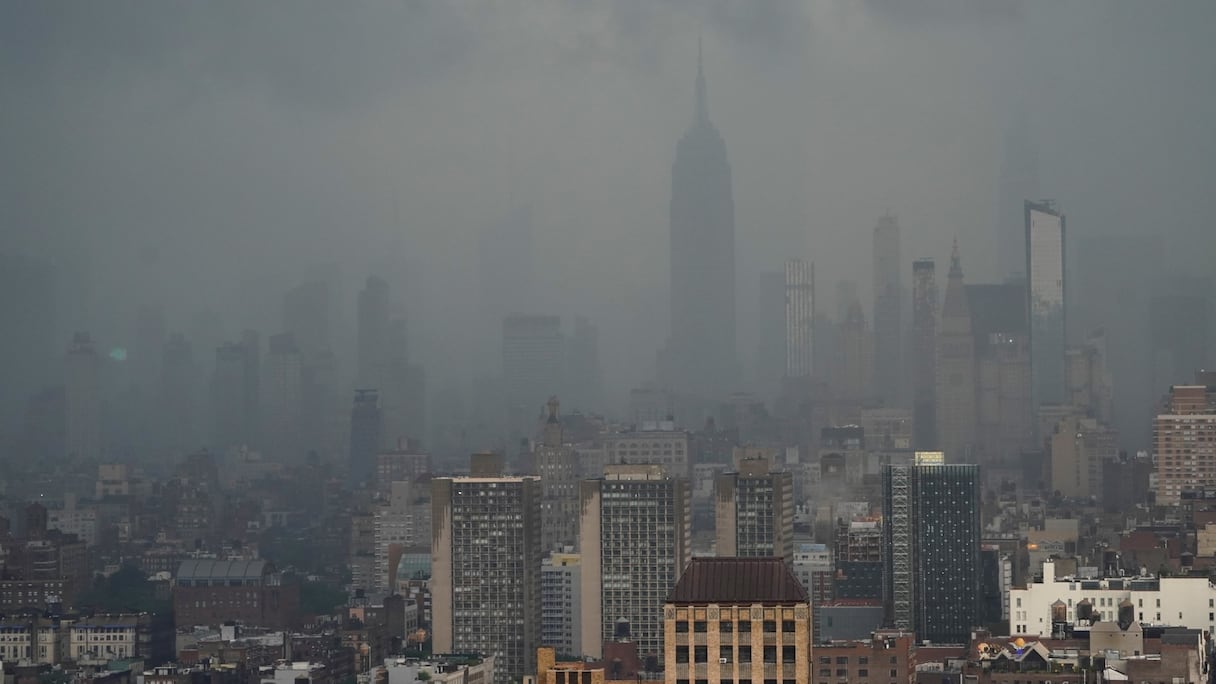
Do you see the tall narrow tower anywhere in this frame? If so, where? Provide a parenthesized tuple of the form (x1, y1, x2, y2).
(663, 44, 737, 399)
(784, 259, 814, 380)
(935, 242, 976, 462)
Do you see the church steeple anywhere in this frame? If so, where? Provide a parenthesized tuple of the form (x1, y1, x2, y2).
(695, 35, 709, 127)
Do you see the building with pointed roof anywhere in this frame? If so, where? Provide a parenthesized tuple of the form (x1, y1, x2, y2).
(936, 241, 977, 462)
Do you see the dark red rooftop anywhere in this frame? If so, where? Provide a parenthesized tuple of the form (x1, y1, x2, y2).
(667, 557, 809, 605)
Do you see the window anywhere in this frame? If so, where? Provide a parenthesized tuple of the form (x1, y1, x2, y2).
(720, 621, 733, 633)
(739, 621, 752, 633)
(739, 646, 752, 663)
(818, 671, 830, 678)
(781, 620, 795, 632)
(1016, 597, 1022, 607)
(781, 646, 796, 664)
(858, 657, 868, 665)
(694, 621, 707, 633)
(836, 657, 848, 665)
(677, 621, 690, 633)
(763, 646, 777, 663)
(763, 621, 776, 633)
(694, 646, 708, 664)
(890, 670, 898, 677)
(676, 646, 689, 664)
(835, 670, 847, 677)
(818, 657, 830, 665)
(720, 646, 732, 663)
(857, 670, 867, 677)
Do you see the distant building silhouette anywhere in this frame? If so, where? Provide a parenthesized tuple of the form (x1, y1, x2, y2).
(64, 332, 100, 461)
(1025, 200, 1066, 409)
(911, 258, 938, 449)
(935, 242, 976, 462)
(661, 45, 737, 400)
(784, 259, 814, 380)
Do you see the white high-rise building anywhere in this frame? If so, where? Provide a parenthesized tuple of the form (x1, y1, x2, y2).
(541, 551, 582, 658)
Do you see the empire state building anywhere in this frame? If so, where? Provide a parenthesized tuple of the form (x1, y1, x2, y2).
(661, 47, 737, 400)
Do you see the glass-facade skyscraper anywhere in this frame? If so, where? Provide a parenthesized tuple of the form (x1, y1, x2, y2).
(883, 462, 980, 643)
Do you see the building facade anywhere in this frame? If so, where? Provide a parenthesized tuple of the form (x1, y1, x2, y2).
(935, 242, 976, 463)
(431, 470, 543, 684)
(541, 552, 582, 659)
(911, 258, 938, 450)
(1025, 201, 1066, 408)
(713, 459, 793, 562)
(579, 464, 691, 660)
(663, 557, 812, 684)
(536, 398, 579, 552)
(883, 463, 981, 643)
(784, 259, 814, 380)
(1155, 382, 1216, 505)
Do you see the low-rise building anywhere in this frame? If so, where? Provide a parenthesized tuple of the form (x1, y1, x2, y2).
(1010, 560, 1216, 637)
(811, 631, 914, 684)
(173, 560, 299, 630)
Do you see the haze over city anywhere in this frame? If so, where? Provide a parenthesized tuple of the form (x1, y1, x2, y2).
(2, 3, 1216, 684)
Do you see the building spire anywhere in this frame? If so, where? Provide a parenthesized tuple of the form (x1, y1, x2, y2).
(949, 238, 963, 277)
(695, 34, 709, 126)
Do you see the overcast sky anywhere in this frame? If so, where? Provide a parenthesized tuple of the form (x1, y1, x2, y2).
(3, 0, 1214, 402)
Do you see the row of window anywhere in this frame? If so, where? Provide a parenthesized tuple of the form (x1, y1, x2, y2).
(674, 645, 797, 664)
(675, 620, 796, 634)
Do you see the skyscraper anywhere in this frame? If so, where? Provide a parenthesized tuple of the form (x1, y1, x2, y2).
(873, 214, 902, 403)
(784, 259, 813, 380)
(967, 283, 1033, 464)
(936, 242, 976, 462)
(1025, 200, 1066, 409)
(579, 464, 691, 660)
(911, 259, 938, 449)
(535, 397, 579, 552)
(349, 389, 383, 486)
(663, 45, 737, 400)
(64, 332, 100, 461)
(714, 457, 794, 562)
(883, 462, 980, 644)
(431, 463, 542, 684)
(159, 333, 197, 453)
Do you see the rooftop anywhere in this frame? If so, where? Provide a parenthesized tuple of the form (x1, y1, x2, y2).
(667, 557, 808, 605)
(176, 559, 268, 582)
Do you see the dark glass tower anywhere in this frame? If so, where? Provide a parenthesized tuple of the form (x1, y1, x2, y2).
(664, 45, 737, 399)
(883, 462, 980, 643)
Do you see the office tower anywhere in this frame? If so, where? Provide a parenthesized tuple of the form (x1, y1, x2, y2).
(159, 333, 197, 452)
(350, 389, 383, 486)
(565, 317, 603, 413)
(911, 259, 938, 449)
(837, 302, 874, 400)
(873, 214, 902, 403)
(883, 462, 980, 643)
(995, 112, 1039, 280)
(936, 242, 976, 462)
(753, 270, 786, 399)
(967, 283, 1033, 464)
(579, 464, 691, 660)
(1048, 414, 1116, 500)
(263, 333, 303, 461)
(432, 463, 542, 684)
(1154, 381, 1216, 505)
(662, 46, 737, 400)
(210, 334, 259, 450)
(536, 398, 579, 552)
(784, 259, 814, 380)
(503, 314, 565, 435)
(1025, 201, 1066, 408)
(283, 280, 331, 356)
(663, 557, 812, 684)
(357, 275, 391, 387)
(64, 332, 101, 461)
(541, 551, 582, 658)
(714, 458, 794, 561)
(792, 542, 834, 607)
